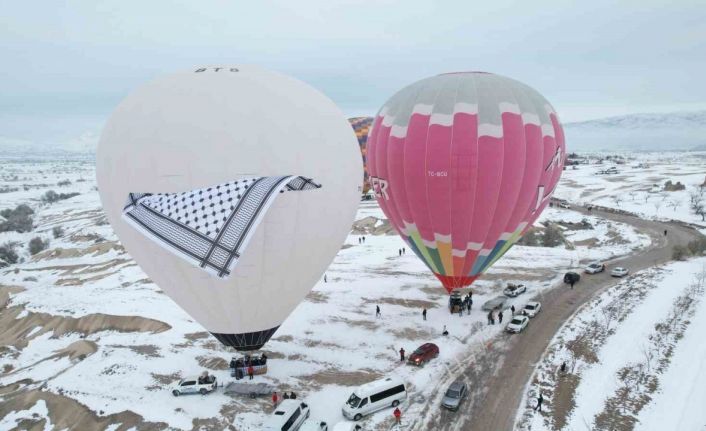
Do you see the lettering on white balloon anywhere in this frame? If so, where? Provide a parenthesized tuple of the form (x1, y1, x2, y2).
(370, 176, 389, 200)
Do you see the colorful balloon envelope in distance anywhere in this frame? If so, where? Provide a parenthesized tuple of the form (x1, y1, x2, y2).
(366, 72, 565, 293)
(97, 66, 362, 350)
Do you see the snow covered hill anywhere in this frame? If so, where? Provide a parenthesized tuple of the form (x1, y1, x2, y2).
(564, 110, 706, 152)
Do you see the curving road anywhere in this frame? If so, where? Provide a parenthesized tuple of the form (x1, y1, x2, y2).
(419, 206, 704, 431)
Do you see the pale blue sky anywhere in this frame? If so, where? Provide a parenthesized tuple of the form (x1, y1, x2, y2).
(1, 0, 705, 146)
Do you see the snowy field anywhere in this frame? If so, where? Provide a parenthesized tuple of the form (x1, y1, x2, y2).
(554, 152, 706, 229)
(0, 155, 668, 430)
(516, 257, 706, 431)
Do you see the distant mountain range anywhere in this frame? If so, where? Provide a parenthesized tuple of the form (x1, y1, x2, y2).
(1, 110, 704, 157)
(564, 110, 706, 152)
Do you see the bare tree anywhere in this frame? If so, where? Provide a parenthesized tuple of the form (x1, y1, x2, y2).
(611, 195, 623, 208)
(628, 190, 637, 201)
(667, 200, 681, 212)
(653, 200, 662, 214)
(690, 189, 706, 221)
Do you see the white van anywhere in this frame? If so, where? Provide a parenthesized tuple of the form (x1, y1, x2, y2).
(342, 377, 407, 421)
(263, 399, 310, 431)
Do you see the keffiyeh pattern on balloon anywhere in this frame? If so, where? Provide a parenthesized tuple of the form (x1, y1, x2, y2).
(122, 176, 320, 278)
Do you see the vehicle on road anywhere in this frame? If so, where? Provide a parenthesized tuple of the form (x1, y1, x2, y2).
(441, 379, 467, 411)
(610, 267, 629, 277)
(503, 283, 527, 297)
(564, 272, 580, 284)
(482, 296, 508, 311)
(171, 375, 217, 396)
(342, 377, 407, 421)
(522, 302, 542, 318)
(408, 343, 439, 366)
(559, 202, 570, 209)
(506, 315, 529, 333)
(263, 400, 310, 431)
(584, 262, 606, 274)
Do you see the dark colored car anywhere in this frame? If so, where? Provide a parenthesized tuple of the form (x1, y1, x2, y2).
(408, 343, 439, 366)
(564, 272, 580, 284)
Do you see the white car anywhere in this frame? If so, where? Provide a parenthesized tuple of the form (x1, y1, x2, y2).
(610, 267, 629, 277)
(171, 375, 217, 396)
(506, 315, 529, 333)
(263, 400, 310, 431)
(503, 284, 527, 297)
(300, 419, 329, 431)
(559, 202, 570, 209)
(584, 262, 606, 274)
(522, 302, 542, 318)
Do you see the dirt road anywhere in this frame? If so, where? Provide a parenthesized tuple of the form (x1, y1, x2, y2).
(420, 207, 704, 431)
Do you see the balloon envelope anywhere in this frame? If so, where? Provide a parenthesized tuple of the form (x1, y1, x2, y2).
(97, 66, 362, 350)
(366, 72, 565, 293)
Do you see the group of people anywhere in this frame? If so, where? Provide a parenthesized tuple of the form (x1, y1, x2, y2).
(397, 247, 406, 256)
(271, 391, 298, 407)
(357, 236, 367, 244)
(197, 371, 215, 385)
(230, 353, 268, 380)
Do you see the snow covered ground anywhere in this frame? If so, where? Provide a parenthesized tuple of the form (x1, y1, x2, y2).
(0, 156, 662, 430)
(516, 257, 706, 431)
(554, 152, 706, 229)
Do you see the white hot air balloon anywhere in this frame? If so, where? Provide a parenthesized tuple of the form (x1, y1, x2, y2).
(97, 66, 362, 350)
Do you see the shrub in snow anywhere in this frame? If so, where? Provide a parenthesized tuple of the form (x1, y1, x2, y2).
(687, 238, 706, 256)
(52, 225, 65, 238)
(0, 242, 19, 267)
(542, 224, 564, 247)
(57, 179, 72, 186)
(672, 245, 689, 261)
(0, 204, 34, 233)
(41, 190, 80, 204)
(663, 180, 685, 191)
(28, 237, 49, 255)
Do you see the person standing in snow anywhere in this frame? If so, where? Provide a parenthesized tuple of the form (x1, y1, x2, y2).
(498, 310, 504, 324)
(560, 362, 567, 374)
(534, 392, 543, 412)
(398, 248, 402, 256)
(272, 392, 279, 408)
(467, 298, 472, 313)
(376, 305, 381, 318)
(247, 364, 254, 380)
(488, 310, 495, 325)
(570, 278, 575, 289)
(324, 274, 327, 283)
(393, 407, 402, 424)
(511, 305, 516, 315)
(422, 308, 427, 320)
(283, 392, 290, 400)
(442, 325, 449, 336)
(399, 347, 405, 362)
(290, 391, 297, 400)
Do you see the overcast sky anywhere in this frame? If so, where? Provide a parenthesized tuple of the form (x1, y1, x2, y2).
(1, 0, 705, 145)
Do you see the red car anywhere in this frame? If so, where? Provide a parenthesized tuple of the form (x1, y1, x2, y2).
(407, 343, 439, 366)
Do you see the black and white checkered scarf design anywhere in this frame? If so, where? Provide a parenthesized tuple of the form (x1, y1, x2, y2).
(122, 176, 320, 278)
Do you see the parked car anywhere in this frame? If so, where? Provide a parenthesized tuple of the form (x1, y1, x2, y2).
(503, 283, 527, 298)
(263, 400, 310, 431)
(408, 343, 439, 366)
(522, 301, 542, 318)
(342, 377, 407, 421)
(559, 202, 570, 209)
(610, 267, 629, 277)
(564, 272, 580, 284)
(171, 375, 217, 396)
(441, 379, 467, 411)
(482, 295, 508, 311)
(300, 419, 329, 431)
(506, 315, 529, 333)
(332, 423, 362, 431)
(584, 262, 606, 274)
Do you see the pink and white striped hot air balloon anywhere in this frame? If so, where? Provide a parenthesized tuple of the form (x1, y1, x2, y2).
(367, 72, 565, 293)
